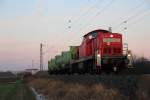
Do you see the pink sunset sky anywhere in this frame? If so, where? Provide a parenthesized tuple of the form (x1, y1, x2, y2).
(0, 0, 150, 71)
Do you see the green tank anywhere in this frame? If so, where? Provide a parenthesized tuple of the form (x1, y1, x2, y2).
(70, 46, 79, 59)
(48, 58, 56, 70)
(48, 46, 79, 73)
(55, 55, 63, 68)
(61, 51, 71, 66)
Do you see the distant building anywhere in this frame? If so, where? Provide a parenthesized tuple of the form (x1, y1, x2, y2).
(25, 69, 39, 75)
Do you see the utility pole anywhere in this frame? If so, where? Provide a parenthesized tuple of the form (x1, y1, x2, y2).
(40, 43, 44, 71)
(32, 60, 34, 68)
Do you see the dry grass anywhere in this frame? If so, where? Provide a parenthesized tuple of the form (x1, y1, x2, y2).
(28, 75, 150, 100)
(91, 84, 125, 100)
(29, 78, 126, 100)
(136, 75, 150, 100)
(136, 89, 149, 100)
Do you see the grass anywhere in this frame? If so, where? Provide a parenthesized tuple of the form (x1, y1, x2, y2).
(29, 76, 150, 100)
(0, 81, 36, 100)
(29, 78, 126, 100)
(0, 83, 15, 100)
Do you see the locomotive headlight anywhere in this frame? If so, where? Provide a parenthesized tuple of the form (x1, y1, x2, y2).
(110, 34, 113, 38)
(97, 54, 101, 57)
(96, 54, 101, 66)
(128, 54, 131, 57)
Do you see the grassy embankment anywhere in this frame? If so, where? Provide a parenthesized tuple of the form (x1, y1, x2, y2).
(29, 75, 150, 100)
(0, 81, 36, 100)
(29, 78, 126, 100)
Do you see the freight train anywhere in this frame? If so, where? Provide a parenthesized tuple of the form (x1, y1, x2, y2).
(48, 29, 133, 74)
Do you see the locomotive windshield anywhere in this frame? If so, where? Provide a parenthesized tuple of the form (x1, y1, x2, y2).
(103, 38, 121, 42)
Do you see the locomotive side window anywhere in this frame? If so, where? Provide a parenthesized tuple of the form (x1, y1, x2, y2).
(88, 32, 98, 39)
(92, 32, 98, 38)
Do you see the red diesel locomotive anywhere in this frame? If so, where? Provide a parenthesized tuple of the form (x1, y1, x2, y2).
(71, 29, 131, 74)
(48, 29, 132, 74)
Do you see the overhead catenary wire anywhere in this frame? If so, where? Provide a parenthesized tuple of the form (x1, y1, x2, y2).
(110, 0, 147, 27)
(114, 7, 150, 31)
(129, 11, 150, 26)
(112, 0, 148, 30)
(66, 0, 104, 44)
(73, 0, 100, 20)
(68, 0, 149, 43)
(70, 0, 103, 27)
(67, 0, 115, 44)
(120, 10, 150, 32)
(77, 0, 116, 33)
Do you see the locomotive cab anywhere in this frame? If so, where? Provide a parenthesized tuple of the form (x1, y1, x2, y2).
(99, 33, 128, 72)
(80, 29, 129, 72)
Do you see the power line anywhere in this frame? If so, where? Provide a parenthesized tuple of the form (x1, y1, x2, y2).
(120, 10, 150, 31)
(111, 0, 146, 27)
(77, 0, 116, 33)
(67, 0, 115, 44)
(114, 8, 149, 31)
(113, 0, 148, 30)
(129, 11, 150, 26)
(70, 0, 103, 28)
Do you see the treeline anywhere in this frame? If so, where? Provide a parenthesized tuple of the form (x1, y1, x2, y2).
(132, 55, 150, 74)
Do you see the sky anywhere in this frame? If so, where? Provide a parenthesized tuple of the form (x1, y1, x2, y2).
(0, 0, 150, 71)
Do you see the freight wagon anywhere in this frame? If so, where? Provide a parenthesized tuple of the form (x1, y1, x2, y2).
(48, 29, 133, 74)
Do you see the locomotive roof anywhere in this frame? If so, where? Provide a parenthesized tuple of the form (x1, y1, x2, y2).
(83, 29, 110, 37)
